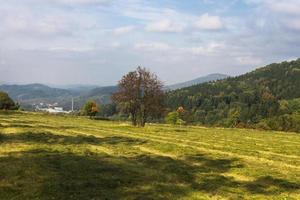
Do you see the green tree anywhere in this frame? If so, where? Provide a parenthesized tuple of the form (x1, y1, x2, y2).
(81, 101, 99, 118)
(165, 111, 179, 125)
(0, 91, 17, 110)
(98, 103, 117, 117)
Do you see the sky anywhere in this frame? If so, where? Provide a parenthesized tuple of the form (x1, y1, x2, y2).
(0, 0, 299, 86)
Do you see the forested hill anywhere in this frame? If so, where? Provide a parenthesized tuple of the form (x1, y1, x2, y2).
(166, 59, 300, 132)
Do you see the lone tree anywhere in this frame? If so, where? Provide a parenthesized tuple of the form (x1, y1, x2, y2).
(0, 91, 17, 110)
(81, 100, 99, 118)
(112, 67, 165, 127)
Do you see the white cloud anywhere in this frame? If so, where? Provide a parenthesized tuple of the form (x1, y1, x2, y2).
(48, 46, 95, 52)
(184, 42, 225, 56)
(28, 0, 110, 6)
(194, 13, 224, 30)
(145, 19, 184, 33)
(0, 4, 97, 38)
(111, 42, 121, 48)
(113, 25, 135, 35)
(0, 13, 70, 37)
(120, 5, 179, 21)
(134, 42, 170, 51)
(202, 0, 215, 4)
(246, 0, 300, 32)
(133, 41, 226, 58)
(56, 0, 108, 3)
(284, 19, 300, 31)
(264, 0, 300, 16)
(236, 56, 263, 66)
(246, 0, 300, 16)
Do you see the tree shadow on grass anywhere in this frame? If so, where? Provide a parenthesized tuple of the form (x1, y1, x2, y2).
(0, 122, 76, 130)
(0, 149, 299, 200)
(0, 149, 235, 200)
(186, 154, 243, 173)
(245, 176, 300, 195)
(0, 131, 146, 146)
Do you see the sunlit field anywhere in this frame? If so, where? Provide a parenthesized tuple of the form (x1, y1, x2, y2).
(0, 111, 299, 200)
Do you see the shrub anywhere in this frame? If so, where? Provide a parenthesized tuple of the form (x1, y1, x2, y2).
(176, 118, 186, 126)
(81, 101, 99, 118)
(165, 111, 179, 125)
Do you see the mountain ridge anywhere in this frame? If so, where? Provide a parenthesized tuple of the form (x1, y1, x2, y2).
(166, 73, 229, 90)
(0, 73, 226, 110)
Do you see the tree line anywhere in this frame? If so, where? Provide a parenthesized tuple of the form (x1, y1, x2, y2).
(81, 59, 300, 132)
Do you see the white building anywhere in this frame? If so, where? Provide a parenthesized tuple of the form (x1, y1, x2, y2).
(38, 107, 70, 114)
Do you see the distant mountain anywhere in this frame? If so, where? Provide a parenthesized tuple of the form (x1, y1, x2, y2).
(51, 84, 100, 93)
(0, 84, 73, 101)
(86, 86, 118, 97)
(0, 74, 229, 111)
(0, 83, 118, 111)
(166, 73, 229, 90)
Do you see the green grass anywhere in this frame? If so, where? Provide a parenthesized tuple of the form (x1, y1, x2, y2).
(0, 111, 300, 200)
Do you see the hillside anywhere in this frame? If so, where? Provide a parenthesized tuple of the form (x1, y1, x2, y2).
(84, 86, 118, 99)
(167, 73, 229, 90)
(166, 59, 300, 131)
(68, 86, 118, 110)
(0, 84, 74, 100)
(1, 111, 300, 199)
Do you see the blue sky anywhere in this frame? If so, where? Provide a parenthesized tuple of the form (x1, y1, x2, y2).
(0, 0, 299, 86)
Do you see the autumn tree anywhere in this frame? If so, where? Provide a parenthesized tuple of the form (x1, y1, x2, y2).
(112, 67, 165, 127)
(177, 106, 185, 118)
(81, 100, 99, 118)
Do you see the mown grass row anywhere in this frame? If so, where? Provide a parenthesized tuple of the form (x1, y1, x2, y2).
(0, 111, 300, 200)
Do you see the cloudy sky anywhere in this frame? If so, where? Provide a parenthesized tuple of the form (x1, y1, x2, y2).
(0, 0, 299, 86)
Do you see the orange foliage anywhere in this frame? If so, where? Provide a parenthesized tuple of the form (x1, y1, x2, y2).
(177, 106, 185, 113)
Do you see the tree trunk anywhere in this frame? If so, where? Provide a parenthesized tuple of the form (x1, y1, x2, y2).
(141, 116, 146, 127)
(131, 112, 137, 126)
(140, 107, 146, 127)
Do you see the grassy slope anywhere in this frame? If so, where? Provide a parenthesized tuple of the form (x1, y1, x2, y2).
(0, 112, 299, 200)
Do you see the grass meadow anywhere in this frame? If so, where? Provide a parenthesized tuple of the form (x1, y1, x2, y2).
(0, 111, 300, 200)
